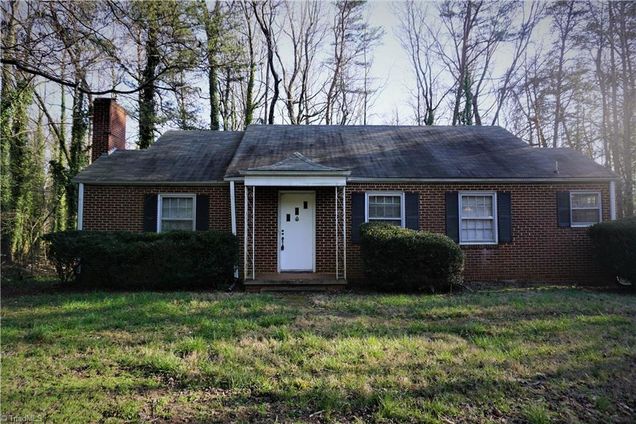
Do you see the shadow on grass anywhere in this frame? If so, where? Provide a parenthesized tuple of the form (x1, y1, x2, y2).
(3, 287, 635, 346)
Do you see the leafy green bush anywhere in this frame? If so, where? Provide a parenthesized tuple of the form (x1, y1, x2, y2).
(42, 230, 238, 290)
(588, 216, 636, 285)
(360, 223, 464, 292)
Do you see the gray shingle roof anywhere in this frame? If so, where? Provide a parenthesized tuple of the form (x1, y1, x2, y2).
(75, 125, 615, 184)
(224, 125, 614, 180)
(74, 130, 242, 183)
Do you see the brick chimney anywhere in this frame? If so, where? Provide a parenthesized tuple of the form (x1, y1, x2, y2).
(91, 98, 126, 162)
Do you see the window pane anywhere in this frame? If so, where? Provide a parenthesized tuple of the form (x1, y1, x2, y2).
(461, 218, 495, 242)
(385, 203, 401, 218)
(162, 197, 193, 219)
(369, 195, 401, 219)
(572, 193, 599, 208)
(572, 209, 600, 224)
(161, 219, 193, 231)
(461, 195, 493, 218)
(161, 198, 173, 217)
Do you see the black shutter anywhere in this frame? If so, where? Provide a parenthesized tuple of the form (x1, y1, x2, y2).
(445, 192, 459, 243)
(351, 192, 365, 244)
(497, 192, 512, 243)
(557, 191, 571, 227)
(196, 194, 209, 231)
(405, 192, 420, 230)
(143, 194, 158, 232)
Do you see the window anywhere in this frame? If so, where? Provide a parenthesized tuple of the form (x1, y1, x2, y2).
(158, 194, 196, 232)
(459, 192, 497, 244)
(366, 192, 404, 226)
(570, 192, 601, 227)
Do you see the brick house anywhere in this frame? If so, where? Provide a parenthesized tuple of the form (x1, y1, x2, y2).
(75, 98, 617, 287)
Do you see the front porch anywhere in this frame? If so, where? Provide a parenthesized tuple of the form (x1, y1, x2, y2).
(234, 153, 350, 290)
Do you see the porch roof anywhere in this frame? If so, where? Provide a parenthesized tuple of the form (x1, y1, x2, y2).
(241, 152, 351, 176)
(240, 152, 350, 186)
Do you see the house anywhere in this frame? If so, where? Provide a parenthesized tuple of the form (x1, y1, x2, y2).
(75, 98, 617, 287)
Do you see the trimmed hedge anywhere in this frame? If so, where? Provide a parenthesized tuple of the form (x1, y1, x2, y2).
(42, 230, 238, 290)
(360, 223, 464, 292)
(588, 216, 636, 285)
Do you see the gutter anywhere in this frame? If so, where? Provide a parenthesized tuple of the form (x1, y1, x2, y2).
(346, 177, 617, 183)
(224, 176, 616, 183)
(73, 180, 229, 186)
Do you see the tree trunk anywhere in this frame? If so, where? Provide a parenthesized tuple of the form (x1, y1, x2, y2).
(138, 15, 159, 148)
(204, 1, 221, 130)
(617, 3, 634, 216)
(244, 8, 256, 127)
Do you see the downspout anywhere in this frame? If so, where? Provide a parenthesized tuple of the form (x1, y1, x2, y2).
(77, 183, 84, 230)
(609, 180, 617, 220)
(230, 181, 238, 278)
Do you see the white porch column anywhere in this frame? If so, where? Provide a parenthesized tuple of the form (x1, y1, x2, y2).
(244, 185, 248, 280)
(243, 185, 256, 280)
(252, 186, 256, 280)
(335, 186, 339, 279)
(334, 185, 347, 280)
(343, 185, 347, 281)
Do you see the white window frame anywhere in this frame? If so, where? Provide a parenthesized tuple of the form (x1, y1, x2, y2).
(365, 191, 405, 227)
(157, 193, 197, 233)
(458, 191, 498, 245)
(570, 191, 602, 228)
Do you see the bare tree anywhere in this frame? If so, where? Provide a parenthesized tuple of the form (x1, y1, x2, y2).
(547, 0, 586, 148)
(324, 0, 382, 125)
(430, 0, 520, 126)
(275, 1, 327, 125)
(251, 0, 281, 125)
(397, 0, 449, 125)
(490, 1, 544, 125)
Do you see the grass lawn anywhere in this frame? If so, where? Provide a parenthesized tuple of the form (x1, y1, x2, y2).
(2, 283, 635, 423)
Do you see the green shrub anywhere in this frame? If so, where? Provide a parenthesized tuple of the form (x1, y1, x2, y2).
(588, 216, 636, 285)
(360, 223, 464, 292)
(42, 230, 238, 290)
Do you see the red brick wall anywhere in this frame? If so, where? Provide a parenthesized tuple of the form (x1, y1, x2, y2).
(91, 98, 127, 163)
(344, 182, 612, 285)
(83, 185, 231, 232)
(83, 181, 613, 285)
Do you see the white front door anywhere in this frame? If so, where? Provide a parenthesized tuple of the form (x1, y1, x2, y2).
(279, 192, 315, 272)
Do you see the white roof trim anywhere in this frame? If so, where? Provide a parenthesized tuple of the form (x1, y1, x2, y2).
(241, 170, 351, 176)
(346, 177, 615, 183)
(76, 180, 229, 186)
(244, 175, 347, 187)
(226, 176, 614, 184)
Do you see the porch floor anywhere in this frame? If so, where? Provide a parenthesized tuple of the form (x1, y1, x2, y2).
(244, 273, 347, 292)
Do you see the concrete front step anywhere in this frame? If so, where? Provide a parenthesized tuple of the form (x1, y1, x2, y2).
(247, 284, 346, 293)
(243, 273, 347, 292)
